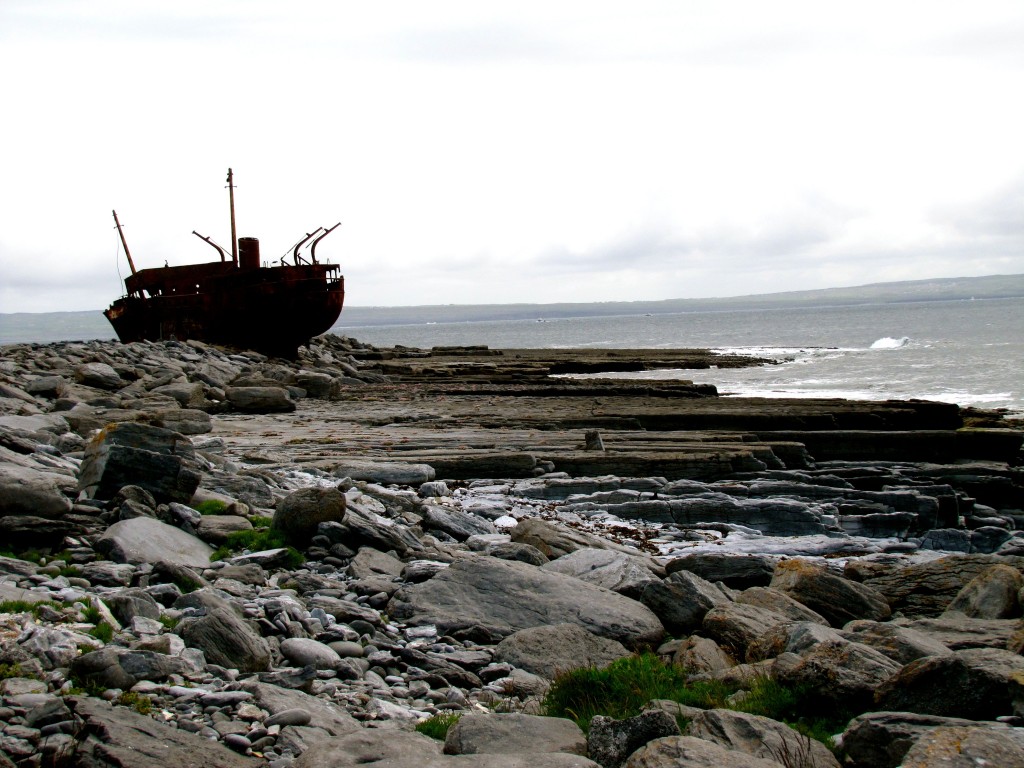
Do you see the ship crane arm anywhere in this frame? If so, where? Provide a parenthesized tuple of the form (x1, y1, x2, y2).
(310, 222, 342, 264)
(192, 231, 229, 262)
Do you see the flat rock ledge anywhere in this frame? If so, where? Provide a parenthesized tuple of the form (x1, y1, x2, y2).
(0, 334, 1022, 768)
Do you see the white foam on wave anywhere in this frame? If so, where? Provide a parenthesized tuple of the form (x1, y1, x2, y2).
(870, 336, 911, 350)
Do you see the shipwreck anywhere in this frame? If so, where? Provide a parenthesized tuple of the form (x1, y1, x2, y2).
(104, 168, 345, 358)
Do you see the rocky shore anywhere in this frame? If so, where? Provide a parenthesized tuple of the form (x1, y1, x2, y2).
(1, 333, 1023, 767)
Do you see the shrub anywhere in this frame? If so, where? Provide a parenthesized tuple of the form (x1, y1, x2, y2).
(0, 662, 24, 681)
(542, 654, 843, 747)
(416, 712, 462, 740)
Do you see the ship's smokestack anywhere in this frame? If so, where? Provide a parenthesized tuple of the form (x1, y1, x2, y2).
(238, 237, 260, 270)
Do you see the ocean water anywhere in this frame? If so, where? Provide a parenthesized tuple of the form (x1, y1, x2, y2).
(335, 298, 1024, 415)
(2, 297, 1021, 415)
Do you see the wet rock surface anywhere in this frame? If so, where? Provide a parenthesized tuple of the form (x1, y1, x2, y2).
(0, 333, 1022, 767)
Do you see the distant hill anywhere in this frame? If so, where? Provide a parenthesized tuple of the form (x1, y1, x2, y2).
(2, 273, 1023, 344)
(334, 273, 1024, 328)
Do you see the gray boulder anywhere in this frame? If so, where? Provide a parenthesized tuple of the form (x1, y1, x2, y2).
(673, 636, 736, 676)
(331, 459, 435, 485)
(273, 486, 347, 543)
(774, 639, 902, 711)
(387, 556, 665, 650)
(587, 710, 680, 768)
(280, 638, 342, 670)
(700, 603, 790, 660)
(770, 559, 890, 627)
(875, 647, 1024, 719)
(74, 362, 124, 390)
(225, 386, 296, 413)
(623, 736, 785, 768)
(736, 586, 829, 624)
(841, 619, 953, 664)
(897, 615, 1020, 650)
(685, 709, 840, 768)
(640, 570, 732, 635)
(493, 623, 630, 679)
(511, 518, 642, 561)
(78, 422, 201, 504)
(444, 713, 587, 756)
(944, 563, 1023, 619)
(664, 553, 775, 589)
(544, 549, 662, 599)
(242, 680, 360, 737)
(195, 514, 253, 545)
(67, 695, 259, 768)
(901, 725, 1024, 768)
(0, 465, 73, 518)
(422, 503, 497, 541)
(176, 591, 271, 672)
(841, 711, 995, 768)
(96, 516, 214, 568)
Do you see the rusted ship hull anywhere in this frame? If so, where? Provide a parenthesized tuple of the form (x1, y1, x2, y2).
(105, 169, 345, 359)
(105, 265, 344, 358)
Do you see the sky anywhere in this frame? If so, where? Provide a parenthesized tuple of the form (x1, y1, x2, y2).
(1, 1, 1023, 313)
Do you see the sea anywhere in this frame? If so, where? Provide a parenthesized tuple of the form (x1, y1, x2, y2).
(2, 297, 1022, 416)
(335, 298, 1024, 416)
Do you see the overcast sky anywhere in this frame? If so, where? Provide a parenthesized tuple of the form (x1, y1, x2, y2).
(2, 1, 1023, 313)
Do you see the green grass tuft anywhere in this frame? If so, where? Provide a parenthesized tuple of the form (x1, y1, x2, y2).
(542, 654, 844, 748)
(415, 712, 462, 740)
(210, 528, 304, 568)
(195, 499, 229, 516)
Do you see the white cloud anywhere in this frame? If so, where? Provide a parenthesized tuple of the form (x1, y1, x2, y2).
(1, 0, 1022, 313)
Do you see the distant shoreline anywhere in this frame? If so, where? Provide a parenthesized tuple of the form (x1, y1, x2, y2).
(2, 273, 1023, 345)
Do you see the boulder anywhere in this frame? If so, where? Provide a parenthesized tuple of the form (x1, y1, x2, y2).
(422, 504, 497, 541)
(225, 386, 296, 413)
(663, 557, 774, 593)
(511, 518, 643, 560)
(0, 465, 73, 519)
(78, 422, 202, 504)
(331, 459, 435, 485)
(280, 638, 343, 670)
(543, 549, 661, 599)
(587, 710, 680, 768)
(387, 556, 665, 650)
(685, 709, 840, 768)
(841, 711, 997, 768)
(859, 555, 1024, 618)
(944, 563, 1023, 619)
(841, 619, 953, 664)
(622, 736, 785, 768)
(900, 725, 1024, 768)
(273, 486, 347, 543)
(735, 586, 829, 625)
(895, 615, 1019, 650)
(700, 603, 790, 660)
(640, 570, 732, 635)
(493, 624, 630, 679)
(770, 559, 890, 627)
(875, 647, 1024, 719)
(242, 681, 360, 737)
(746, 621, 847, 663)
(774, 639, 902, 711)
(195, 514, 253, 545)
(74, 362, 124, 390)
(175, 591, 271, 672)
(444, 713, 586, 756)
(673, 636, 736, 676)
(66, 695, 260, 768)
(96, 516, 214, 568)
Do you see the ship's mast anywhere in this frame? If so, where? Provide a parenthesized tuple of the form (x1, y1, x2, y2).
(112, 210, 137, 276)
(227, 168, 238, 266)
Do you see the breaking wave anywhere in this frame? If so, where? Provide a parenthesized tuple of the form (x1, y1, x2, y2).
(870, 336, 911, 350)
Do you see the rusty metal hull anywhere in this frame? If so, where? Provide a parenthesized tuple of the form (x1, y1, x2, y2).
(105, 262, 344, 358)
